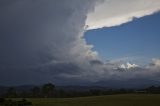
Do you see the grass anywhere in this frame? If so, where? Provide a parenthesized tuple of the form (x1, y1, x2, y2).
(14, 94, 160, 106)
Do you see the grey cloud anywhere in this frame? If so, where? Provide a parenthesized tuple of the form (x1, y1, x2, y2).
(0, 0, 100, 85)
(0, 0, 160, 87)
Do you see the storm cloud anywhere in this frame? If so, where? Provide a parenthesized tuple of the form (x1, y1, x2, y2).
(0, 0, 101, 85)
(0, 0, 160, 86)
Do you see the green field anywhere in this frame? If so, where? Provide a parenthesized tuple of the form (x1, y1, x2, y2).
(14, 94, 160, 106)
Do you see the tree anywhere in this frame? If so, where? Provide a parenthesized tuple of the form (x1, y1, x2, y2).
(30, 86, 40, 97)
(42, 83, 55, 98)
(6, 87, 17, 98)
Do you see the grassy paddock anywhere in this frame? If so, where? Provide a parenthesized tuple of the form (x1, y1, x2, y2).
(13, 94, 160, 106)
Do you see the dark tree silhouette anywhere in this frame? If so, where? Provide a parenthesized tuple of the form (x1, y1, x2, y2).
(30, 86, 40, 97)
(6, 87, 17, 98)
(42, 83, 55, 98)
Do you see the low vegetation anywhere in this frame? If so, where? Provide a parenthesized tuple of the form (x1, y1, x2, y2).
(0, 98, 32, 106)
(1, 83, 160, 106)
(7, 94, 160, 106)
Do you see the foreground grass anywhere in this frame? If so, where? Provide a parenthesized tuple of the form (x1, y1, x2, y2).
(15, 94, 160, 106)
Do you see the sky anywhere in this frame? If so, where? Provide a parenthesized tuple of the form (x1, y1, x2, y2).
(85, 13, 160, 65)
(0, 0, 160, 88)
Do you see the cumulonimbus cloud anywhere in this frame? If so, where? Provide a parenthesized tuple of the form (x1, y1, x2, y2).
(0, 0, 160, 87)
(0, 0, 104, 85)
(86, 0, 160, 30)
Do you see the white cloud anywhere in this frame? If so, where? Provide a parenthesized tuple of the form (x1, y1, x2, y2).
(127, 62, 139, 69)
(148, 59, 160, 70)
(86, 0, 160, 29)
(120, 64, 126, 69)
(152, 59, 160, 68)
(119, 62, 139, 69)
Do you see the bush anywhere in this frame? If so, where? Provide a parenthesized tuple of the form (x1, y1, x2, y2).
(0, 98, 6, 103)
(0, 98, 32, 106)
(17, 98, 32, 105)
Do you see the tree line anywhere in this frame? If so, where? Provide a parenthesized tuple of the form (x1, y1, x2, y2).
(1, 83, 160, 98)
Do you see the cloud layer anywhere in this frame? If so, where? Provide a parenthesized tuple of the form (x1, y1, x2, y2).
(0, 0, 160, 87)
(0, 0, 100, 85)
(86, 0, 160, 29)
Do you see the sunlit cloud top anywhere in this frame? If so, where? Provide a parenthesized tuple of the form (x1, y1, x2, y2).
(86, 0, 160, 30)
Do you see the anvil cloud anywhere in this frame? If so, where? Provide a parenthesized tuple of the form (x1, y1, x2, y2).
(87, 0, 160, 29)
